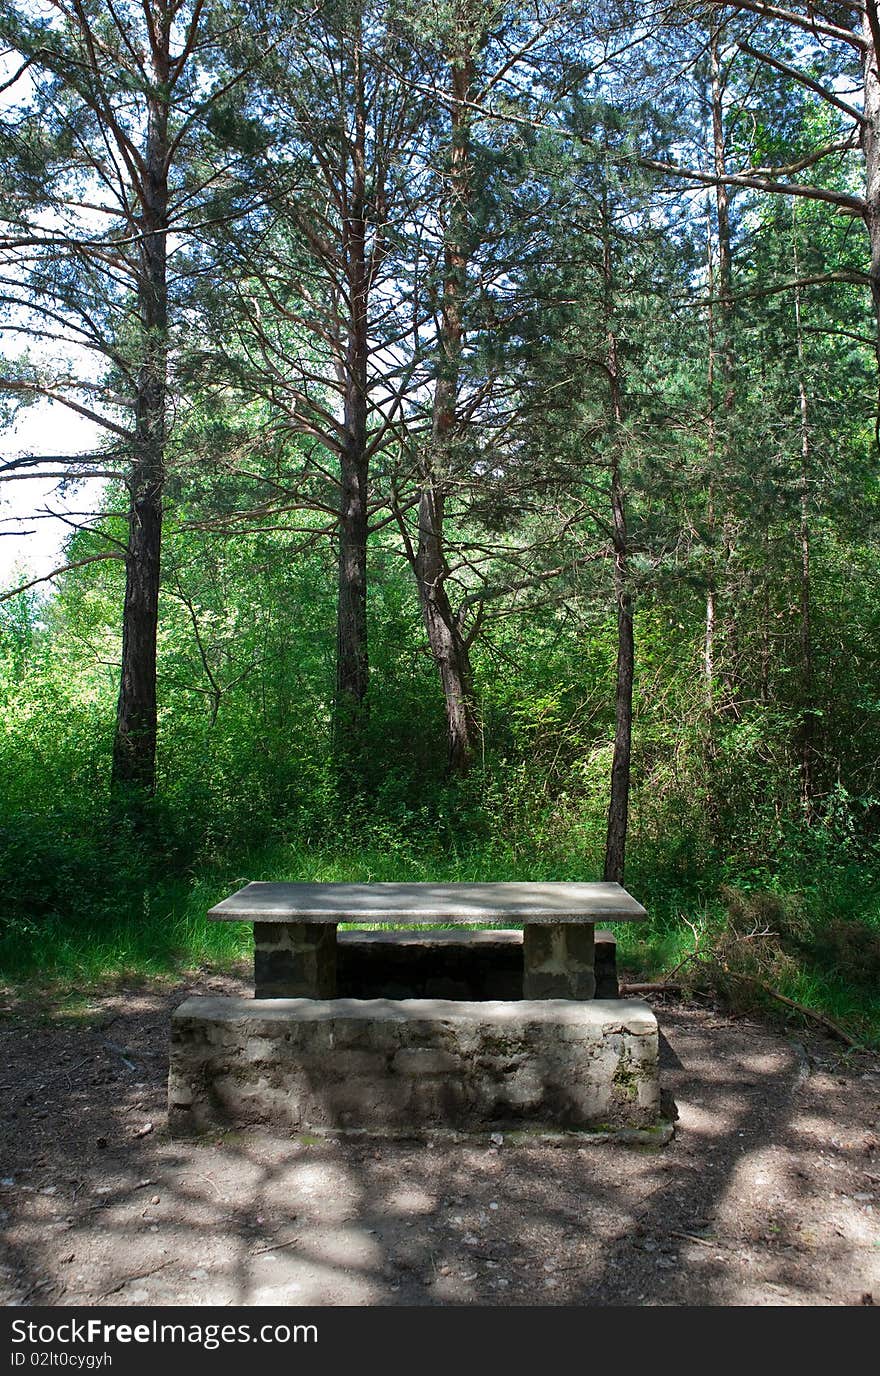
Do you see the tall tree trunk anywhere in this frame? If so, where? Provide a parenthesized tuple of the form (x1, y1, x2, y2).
(863, 11, 880, 434)
(415, 485, 479, 774)
(336, 255, 369, 716)
(760, 542, 771, 702)
(709, 17, 739, 700)
(792, 217, 815, 817)
(413, 46, 479, 774)
(336, 429, 368, 715)
(335, 33, 370, 730)
(111, 78, 169, 793)
(704, 206, 718, 703)
(601, 207, 633, 885)
(604, 443, 634, 885)
(796, 368, 814, 814)
(710, 22, 734, 352)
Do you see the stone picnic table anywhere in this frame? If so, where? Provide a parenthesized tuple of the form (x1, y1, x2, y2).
(208, 880, 648, 1001)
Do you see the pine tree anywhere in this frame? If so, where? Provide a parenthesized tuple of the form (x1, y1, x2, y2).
(0, 0, 252, 792)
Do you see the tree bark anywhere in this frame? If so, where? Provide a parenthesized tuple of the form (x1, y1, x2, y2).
(709, 18, 739, 701)
(710, 22, 734, 347)
(862, 11, 880, 422)
(111, 62, 169, 793)
(602, 208, 633, 886)
(604, 448, 634, 885)
(415, 484, 479, 774)
(704, 207, 718, 702)
(335, 230, 369, 715)
(336, 434, 368, 714)
(412, 46, 479, 774)
(335, 32, 370, 729)
(792, 216, 814, 816)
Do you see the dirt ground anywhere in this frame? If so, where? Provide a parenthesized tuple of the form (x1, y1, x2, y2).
(1, 969, 878, 1308)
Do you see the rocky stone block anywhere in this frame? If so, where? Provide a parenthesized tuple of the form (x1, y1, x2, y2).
(168, 995, 660, 1136)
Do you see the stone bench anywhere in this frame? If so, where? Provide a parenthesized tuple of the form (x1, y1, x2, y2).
(335, 928, 620, 1000)
(168, 995, 660, 1136)
(171, 884, 658, 1139)
(208, 881, 645, 1001)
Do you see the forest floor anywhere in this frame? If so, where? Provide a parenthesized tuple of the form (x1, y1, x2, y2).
(1, 968, 878, 1308)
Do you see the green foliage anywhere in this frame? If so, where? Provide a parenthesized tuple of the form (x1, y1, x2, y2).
(3, 512, 879, 1046)
(1, 0, 879, 1056)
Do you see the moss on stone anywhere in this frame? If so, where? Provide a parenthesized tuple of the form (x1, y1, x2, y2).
(612, 1056, 640, 1100)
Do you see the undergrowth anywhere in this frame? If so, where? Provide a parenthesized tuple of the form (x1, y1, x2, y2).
(2, 802, 878, 1048)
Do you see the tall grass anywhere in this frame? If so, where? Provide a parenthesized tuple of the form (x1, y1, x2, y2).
(3, 811, 878, 1047)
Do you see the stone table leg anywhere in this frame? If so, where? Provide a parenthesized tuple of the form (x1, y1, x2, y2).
(254, 923, 337, 998)
(523, 923, 595, 1000)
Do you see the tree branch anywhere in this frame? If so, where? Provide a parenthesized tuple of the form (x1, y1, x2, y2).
(737, 40, 866, 125)
(0, 552, 126, 602)
(712, 0, 865, 50)
(638, 156, 866, 214)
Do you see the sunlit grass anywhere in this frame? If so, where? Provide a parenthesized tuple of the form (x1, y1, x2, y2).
(1, 828, 878, 1046)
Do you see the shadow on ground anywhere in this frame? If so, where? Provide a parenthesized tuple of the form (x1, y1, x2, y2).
(0, 974, 878, 1306)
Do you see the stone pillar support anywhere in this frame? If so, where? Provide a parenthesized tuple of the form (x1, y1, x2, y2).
(523, 922, 596, 1000)
(254, 922, 337, 998)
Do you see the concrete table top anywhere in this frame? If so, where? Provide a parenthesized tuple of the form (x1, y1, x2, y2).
(207, 881, 648, 926)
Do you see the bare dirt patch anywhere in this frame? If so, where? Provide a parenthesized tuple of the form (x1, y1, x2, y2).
(1, 971, 878, 1307)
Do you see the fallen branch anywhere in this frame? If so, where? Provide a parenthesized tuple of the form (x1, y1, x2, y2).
(659, 950, 703, 982)
(653, 917, 706, 987)
(97, 1259, 173, 1299)
(619, 982, 683, 995)
(724, 971, 864, 1049)
(619, 920, 704, 994)
(16, 1276, 66, 1305)
(251, 1235, 299, 1256)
